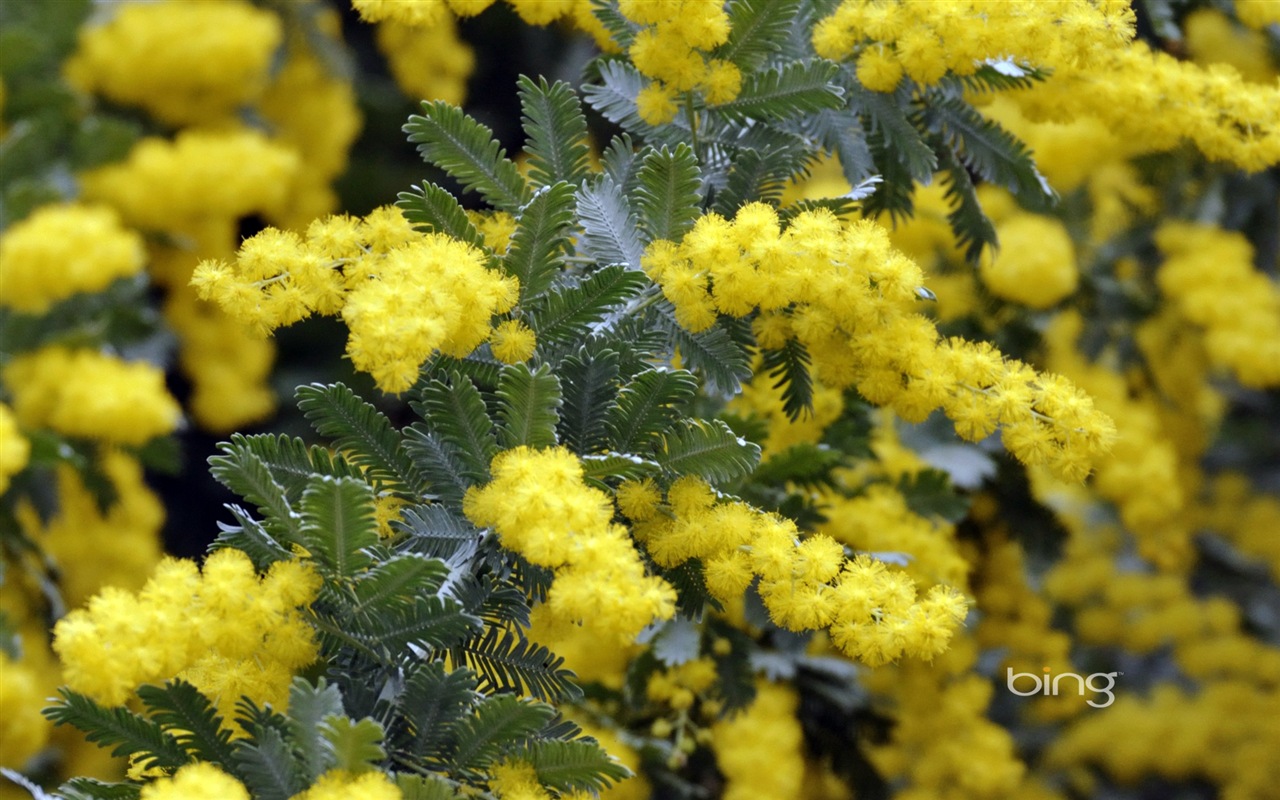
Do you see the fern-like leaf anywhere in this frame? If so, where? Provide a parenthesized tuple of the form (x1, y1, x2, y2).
(401, 425, 471, 507)
(50, 778, 140, 800)
(208, 441, 302, 544)
(575, 176, 645, 268)
(404, 101, 529, 212)
(854, 83, 936, 182)
(635, 144, 703, 243)
(717, 0, 801, 72)
(579, 453, 662, 487)
(295, 383, 422, 496)
(355, 597, 483, 657)
(936, 147, 998, 263)
(44, 689, 189, 769)
(136, 681, 237, 772)
(658, 309, 753, 396)
(397, 662, 478, 761)
(299, 476, 378, 580)
(582, 60, 654, 138)
(527, 265, 649, 347)
(286, 678, 343, 782)
(519, 738, 633, 794)
(606, 368, 698, 453)
(556, 348, 621, 452)
(496, 363, 562, 450)
(410, 373, 498, 486)
(502, 181, 577, 303)
(394, 504, 481, 560)
(711, 59, 843, 121)
(451, 625, 582, 702)
(320, 717, 386, 774)
(761, 337, 814, 421)
(518, 75, 591, 188)
(212, 504, 293, 570)
(396, 181, 486, 249)
(352, 554, 451, 616)
(447, 695, 556, 776)
(233, 725, 303, 800)
(657, 419, 762, 485)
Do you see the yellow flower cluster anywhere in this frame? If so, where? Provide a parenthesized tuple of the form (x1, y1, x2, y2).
(489, 319, 538, 364)
(0, 651, 48, 772)
(1184, 8, 1277, 84)
(1154, 222, 1280, 389)
(1236, 0, 1280, 29)
(193, 207, 518, 393)
(4, 347, 181, 447)
(619, 0, 742, 124)
(0, 403, 30, 495)
(1201, 474, 1280, 583)
(642, 203, 1116, 482)
(291, 770, 403, 800)
(80, 129, 299, 232)
(353, 0, 607, 44)
(376, 16, 474, 106)
(0, 203, 144, 314)
(52, 549, 321, 717)
(464, 447, 678, 645)
(16, 452, 164, 609)
(813, 0, 1136, 92)
(138, 763, 250, 800)
(64, 0, 282, 128)
(711, 682, 806, 800)
(979, 213, 1078, 309)
(627, 475, 967, 665)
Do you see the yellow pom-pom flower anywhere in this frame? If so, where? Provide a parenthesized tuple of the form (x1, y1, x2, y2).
(980, 213, 1079, 309)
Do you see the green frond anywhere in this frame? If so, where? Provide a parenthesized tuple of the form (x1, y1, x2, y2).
(295, 383, 422, 496)
(496, 363, 562, 450)
(656, 419, 762, 486)
(518, 738, 633, 794)
(710, 59, 844, 121)
(393, 504, 481, 560)
(717, 0, 801, 72)
(451, 625, 582, 702)
(396, 662, 479, 761)
(527, 264, 650, 348)
(753, 442, 845, 489)
(52, 778, 141, 800)
(404, 100, 530, 212)
(761, 337, 814, 421)
(352, 555, 452, 616)
(233, 726, 304, 800)
(606, 368, 699, 453)
(221, 433, 359, 502)
(635, 144, 703, 244)
(590, 1, 640, 49)
(320, 716, 386, 775)
(396, 181, 486, 250)
(859, 128, 917, 223)
(854, 83, 937, 182)
(395, 775, 461, 800)
(712, 146, 794, 215)
(401, 425, 472, 507)
(600, 133, 639, 193)
(208, 440, 302, 545)
(936, 146, 998, 262)
(659, 558, 721, 620)
(44, 689, 189, 769)
(136, 681, 237, 773)
(582, 60, 654, 138)
(211, 504, 293, 570)
(502, 181, 578, 303)
(410, 373, 498, 485)
(921, 89, 1055, 210)
(347, 597, 483, 658)
(518, 75, 591, 188)
(575, 176, 645, 268)
(658, 309, 753, 396)
(952, 60, 1050, 94)
(896, 468, 970, 523)
(556, 348, 622, 452)
(425, 351, 504, 391)
(446, 694, 557, 777)
(299, 476, 379, 580)
(777, 196, 861, 223)
(286, 678, 344, 782)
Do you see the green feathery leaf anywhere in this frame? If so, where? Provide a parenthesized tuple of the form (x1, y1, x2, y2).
(582, 60, 654, 137)
(556, 348, 622, 452)
(53, 778, 141, 800)
(211, 504, 293, 570)
(503, 181, 578, 302)
(711, 59, 843, 121)
(579, 453, 662, 487)
(404, 100, 530, 211)
(136, 681, 237, 773)
(299, 475, 378, 579)
(410, 373, 498, 485)
(606, 368, 699, 453)
(402, 424, 471, 507)
(527, 265, 650, 348)
(44, 689, 189, 769)
(447, 695, 557, 776)
(286, 678, 344, 782)
(208, 440, 302, 545)
(657, 419, 762, 485)
(936, 146, 999, 263)
(223, 433, 359, 502)
(600, 133, 639, 193)
(575, 176, 645, 268)
(320, 716, 386, 775)
(233, 725, 303, 800)
(761, 337, 814, 421)
(635, 144, 703, 244)
(396, 181, 486, 250)
(518, 75, 591, 188)
(352, 555, 452, 616)
(295, 383, 422, 496)
(393, 505, 481, 560)
(451, 625, 582, 702)
(854, 83, 937, 182)
(658, 310, 754, 396)
(519, 739, 633, 794)
(395, 775, 463, 800)
(496, 363, 563, 450)
(718, 0, 802, 72)
(397, 662, 478, 761)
